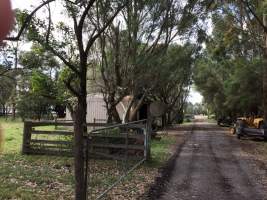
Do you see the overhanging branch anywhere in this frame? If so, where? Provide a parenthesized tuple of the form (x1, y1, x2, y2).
(64, 74, 81, 97)
(5, 0, 56, 41)
(240, 0, 267, 33)
(85, 2, 127, 55)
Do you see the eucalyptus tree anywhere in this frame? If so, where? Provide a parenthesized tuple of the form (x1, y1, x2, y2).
(193, 1, 265, 118)
(121, 0, 193, 122)
(16, 44, 62, 120)
(0, 65, 15, 116)
(5, 1, 127, 199)
(201, 0, 267, 121)
(0, 42, 20, 118)
(97, 0, 202, 123)
(151, 44, 195, 124)
(238, 0, 267, 124)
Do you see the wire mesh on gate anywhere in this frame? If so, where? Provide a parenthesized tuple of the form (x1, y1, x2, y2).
(85, 120, 149, 200)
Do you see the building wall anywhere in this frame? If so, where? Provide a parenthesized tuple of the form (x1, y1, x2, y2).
(65, 93, 126, 123)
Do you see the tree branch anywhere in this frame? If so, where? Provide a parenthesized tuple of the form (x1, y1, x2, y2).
(45, 2, 52, 43)
(63, 74, 81, 97)
(85, 2, 127, 56)
(78, 0, 96, 31)
(240, 0, 267, 33)
(5, 0, 56, 41)
(36, 38, 80, 75)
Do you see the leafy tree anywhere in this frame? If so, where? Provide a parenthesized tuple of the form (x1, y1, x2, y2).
(6, 1, 128, 198)
(15, 43, 65, 120)
(202, 0, 267, 122)
(224, 58, 263, 115)
(150, 44, 195, 124)
(193, 3, 265, 119)
(17, 70, 59, 120)
(97, 0, 200, 123)
(0, 65, 15, 116)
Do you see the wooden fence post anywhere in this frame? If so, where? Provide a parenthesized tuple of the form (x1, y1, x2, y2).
(22, 121, 32, 154)
(145, 118, 152, 160)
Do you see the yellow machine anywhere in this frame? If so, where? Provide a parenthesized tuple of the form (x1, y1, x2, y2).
(237, 117, 264, 129)
(231, 117, 264, 135)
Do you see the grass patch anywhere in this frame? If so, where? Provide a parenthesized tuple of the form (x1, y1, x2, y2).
(0, 118, 74, 199)
(0, 118, 177, 199)
(148, 136, 177, 167)
(0, 118, 24, 153)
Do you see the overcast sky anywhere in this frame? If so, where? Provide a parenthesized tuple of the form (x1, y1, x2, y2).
(11, 0, 35, 9)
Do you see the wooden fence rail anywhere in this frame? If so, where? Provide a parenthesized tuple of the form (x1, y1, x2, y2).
(22, 120, 150, 160)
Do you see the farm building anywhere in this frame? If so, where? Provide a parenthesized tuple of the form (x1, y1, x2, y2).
(65, 93, 149, 123)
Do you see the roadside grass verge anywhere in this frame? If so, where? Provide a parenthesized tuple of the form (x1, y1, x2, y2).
(148, 136, 177, 167)
(0, 118, 177, 199)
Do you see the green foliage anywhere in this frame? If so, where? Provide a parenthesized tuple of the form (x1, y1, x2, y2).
(31, 70, 56, 96)
(17, 92, 54, 120)
(19, 44, 59, 70)
(0, 66, 16, 113)
(16, 41, 67, 120)
(185, 102, 207, 115)
(224, 58, 263, 114)
(147, 136, 176, 167)
(194, 54, 264, 117)
(0, 75, 14, 107)
(16, 69, 68, 120)
(193, 0, 266, 118)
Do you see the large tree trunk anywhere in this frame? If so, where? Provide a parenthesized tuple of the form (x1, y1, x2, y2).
(12, 44, 18, 120)
(167, 111, 172, 125)
(12, 103, 16, 120)
(73, 58, 88, 200)
(105, 94, 121, 124)
(263, 15, 267, 125)
(73, 96, 87, 200)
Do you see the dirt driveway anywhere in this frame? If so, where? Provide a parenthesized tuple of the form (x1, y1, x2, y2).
(144, 121, 267, 200)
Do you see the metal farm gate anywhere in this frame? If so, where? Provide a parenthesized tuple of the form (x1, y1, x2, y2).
(84, 119, 151, 199)
(22, 119, 151, 199)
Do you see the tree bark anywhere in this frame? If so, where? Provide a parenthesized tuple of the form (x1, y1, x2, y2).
(167, 111, 172, 125)
(12, 44, 18, 120)
(73, 54, 88, 200)
(73, 96, 87, 200)
(12, 103, 16, 120)
(263, 15, 267, 125)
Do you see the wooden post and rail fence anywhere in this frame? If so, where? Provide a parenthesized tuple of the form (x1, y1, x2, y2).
(22, 120, 151, 160)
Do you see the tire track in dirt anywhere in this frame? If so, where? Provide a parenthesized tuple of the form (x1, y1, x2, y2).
(144, 122, 266, 200)
(142, 124, 195, 199)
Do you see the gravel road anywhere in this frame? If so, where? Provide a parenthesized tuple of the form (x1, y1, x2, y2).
(145, 122, 267, 200)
